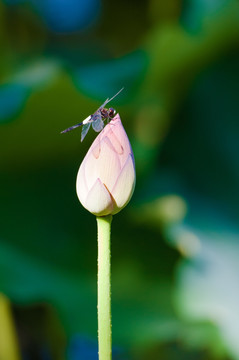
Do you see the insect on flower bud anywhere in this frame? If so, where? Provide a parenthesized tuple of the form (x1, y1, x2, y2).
(76, 114, 136, 216)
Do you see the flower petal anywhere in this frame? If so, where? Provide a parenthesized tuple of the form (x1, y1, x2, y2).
(108, 114, 133, 167)
(103, 128, 124, 155)
(76, 161, 88, 203)
(84, 135, 121, 192)
(111, 154, 136, 214)
(84, 178, 114, 216)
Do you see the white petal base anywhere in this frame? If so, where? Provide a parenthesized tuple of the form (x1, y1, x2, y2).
(84, 178, 114, 216)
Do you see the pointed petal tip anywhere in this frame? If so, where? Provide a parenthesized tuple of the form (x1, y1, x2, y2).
(111, 113, 121, 123)
(83, 178, 114, 216)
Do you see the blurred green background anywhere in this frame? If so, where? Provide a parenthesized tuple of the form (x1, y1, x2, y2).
(1, 0, 239, 359)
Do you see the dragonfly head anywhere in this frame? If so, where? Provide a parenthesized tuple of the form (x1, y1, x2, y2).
(108, 107, 116, 119)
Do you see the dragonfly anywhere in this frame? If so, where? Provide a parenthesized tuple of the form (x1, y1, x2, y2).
(61, 88, 124, 142)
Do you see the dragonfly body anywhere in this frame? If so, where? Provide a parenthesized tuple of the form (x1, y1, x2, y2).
(61, 88, 123, 142)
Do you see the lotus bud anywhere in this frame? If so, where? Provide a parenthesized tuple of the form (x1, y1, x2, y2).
(76, 114, 136, 216)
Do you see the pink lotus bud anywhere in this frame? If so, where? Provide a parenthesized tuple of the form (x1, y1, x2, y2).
(76, 114, 136, 216)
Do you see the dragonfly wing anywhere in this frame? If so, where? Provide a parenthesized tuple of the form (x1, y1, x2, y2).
(99, 98, 110, 110)
(99, 87, 124, 109)
(106, 87, 124, 104)
(95, 88, 124, 112)
(81, 122, 91, 142)
(92, 112, 104, 132)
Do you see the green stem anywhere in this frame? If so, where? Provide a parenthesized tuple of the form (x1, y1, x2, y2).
(96, 215, 113, 360)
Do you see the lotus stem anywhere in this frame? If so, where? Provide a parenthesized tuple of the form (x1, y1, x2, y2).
(96, 215, 113, 360)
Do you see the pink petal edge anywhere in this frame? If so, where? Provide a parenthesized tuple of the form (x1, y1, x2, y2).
(111, 154, 136, 214)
